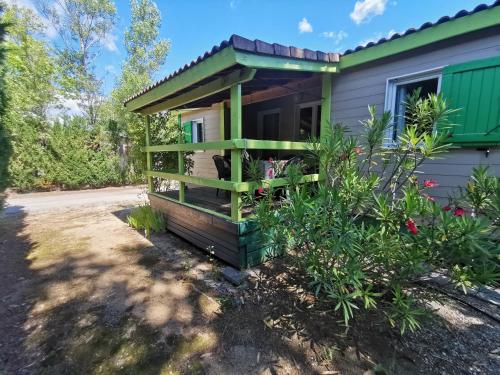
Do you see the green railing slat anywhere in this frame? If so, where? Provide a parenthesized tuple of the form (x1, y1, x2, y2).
(146, 170, 320, 193)
(143, 138, 318, 152)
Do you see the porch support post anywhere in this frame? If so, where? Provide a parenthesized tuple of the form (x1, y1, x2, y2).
(219, 102, 225, 156)
(319, 73, 333, 182)
(230, 84, 242, 221)
(145, 115, 153, 193)
(177, 113, 185, 203)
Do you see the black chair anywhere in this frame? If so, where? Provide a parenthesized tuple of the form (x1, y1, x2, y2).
(212, 155, 231, 197)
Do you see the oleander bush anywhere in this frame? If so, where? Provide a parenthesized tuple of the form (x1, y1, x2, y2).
(252, 92, 500, 334)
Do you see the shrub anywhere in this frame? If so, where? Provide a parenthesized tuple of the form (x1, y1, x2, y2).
(127, 204, 166, 238)
(252, 93, 499, 334)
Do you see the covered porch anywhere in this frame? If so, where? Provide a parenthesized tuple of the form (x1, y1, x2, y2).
(124, 35, 339, 267)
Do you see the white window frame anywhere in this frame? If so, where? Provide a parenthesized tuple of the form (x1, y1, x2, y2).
(257, 108, 281, 140)
(383, 67, 443, 147)
(190, 118, 204, 153)
(295, 100, 321, 140)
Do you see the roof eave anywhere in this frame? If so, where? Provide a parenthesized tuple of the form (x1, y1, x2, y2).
(340, 4, 500, 70)
(125, 48, 340, 113)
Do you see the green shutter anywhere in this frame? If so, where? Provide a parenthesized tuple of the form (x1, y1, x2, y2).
(440, 56, 500, 145)
(183, 121, 192, 143)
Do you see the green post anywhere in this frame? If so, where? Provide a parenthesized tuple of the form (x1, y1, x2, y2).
(145, 115, 153, 193)
(220, 102, 225, 156)
(320, 73, 332, 182)
(177, 113, 185, 203)
(230, 84, 242, 221)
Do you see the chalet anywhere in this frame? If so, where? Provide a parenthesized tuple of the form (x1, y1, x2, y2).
(125, 2, 500, 268)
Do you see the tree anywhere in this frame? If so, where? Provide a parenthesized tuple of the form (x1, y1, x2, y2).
(1, 5, 57, 189)
(40, 0, 116, 127)
(108, 0, 171, 180)
(0, 4, 9, 189)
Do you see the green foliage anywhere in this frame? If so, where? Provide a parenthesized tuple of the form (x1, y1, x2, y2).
(0, 1, 171, 191)
(106, 0, 171, 182)
(253, 93, 499, 334)
(40, 0, 117, 126)
(127, 204, 166, 238)
(1, 5, 122, 191)
(0, 4, 10, 189)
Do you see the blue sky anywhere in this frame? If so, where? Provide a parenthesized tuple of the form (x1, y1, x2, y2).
(10, 0, 490, 95)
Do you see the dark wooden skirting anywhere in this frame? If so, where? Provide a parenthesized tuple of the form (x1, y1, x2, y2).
(149, 192, 277, 269)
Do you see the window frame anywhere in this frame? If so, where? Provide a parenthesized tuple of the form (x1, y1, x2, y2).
(383, 67, 443, 147)
(190, 118, 204, 153)
(294, 100, 321, 141)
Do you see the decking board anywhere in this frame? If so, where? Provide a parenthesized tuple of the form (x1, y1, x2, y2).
(149, 193, 271, 268)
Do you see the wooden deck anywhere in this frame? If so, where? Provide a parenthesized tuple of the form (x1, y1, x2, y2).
(159, 186, 253, 218)
(149, 188, 279, 269)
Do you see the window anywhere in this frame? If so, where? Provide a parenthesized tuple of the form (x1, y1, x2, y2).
(258, 109, 280, 140)
(296, 102, 322, 141)
(191, 119, 204, 143)
(182, 119, 204, 145)
(384, 69, 441, 145)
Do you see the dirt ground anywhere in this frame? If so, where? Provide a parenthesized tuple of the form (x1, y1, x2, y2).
(0, 191, 499, 374)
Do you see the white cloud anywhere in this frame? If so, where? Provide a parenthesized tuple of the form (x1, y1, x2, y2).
(5, 0, 37, 12)
(321, 30, 348, 45)
(48, 97, 84, 119)
(229, 0, 240, 9)
(359, 29, 397, 47)
(5, 0, 58, 38)
(350, 0, 388, 24)
(104, 64, 116, 74)
(298, 17, 313, 33)
(101, 32, 118, 52)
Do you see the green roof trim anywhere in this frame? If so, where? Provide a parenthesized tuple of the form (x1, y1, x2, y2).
(340, 5, 500, 69)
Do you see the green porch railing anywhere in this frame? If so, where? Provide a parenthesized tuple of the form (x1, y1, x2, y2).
(143, 138, 320, 222)
(143, 73, 332, 222)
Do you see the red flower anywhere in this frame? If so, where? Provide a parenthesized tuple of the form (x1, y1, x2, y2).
(422, 193, 435, 202)
(442, 205, 451, 212)
(353, 146, 363, 155)
(453, 207, 465, 217)
(406, 218, 418, 235)
(423, 179, 438, 188)
(257, 187, 264, 194)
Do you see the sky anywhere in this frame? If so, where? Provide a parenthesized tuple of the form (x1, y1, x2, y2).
(7, 0, 491, 96)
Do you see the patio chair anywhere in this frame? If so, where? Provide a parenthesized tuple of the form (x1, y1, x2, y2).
(212, 155, 231, 197)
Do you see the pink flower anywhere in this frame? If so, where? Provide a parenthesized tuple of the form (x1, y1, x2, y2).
(406, 218, 418, 235)
(268, 157, 273, 163)
(422, 193, 435, 202)
(257, 187, 264, 194)
(453, 207, 465, 217)
(267, 169, 273, 178)
(423, 179, 438, 188)
(353, 146, 363, 155)
(442, 205, 451, 212)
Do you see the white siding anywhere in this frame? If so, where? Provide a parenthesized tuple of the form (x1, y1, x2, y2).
(181, 105, 221, 181)
(332, 28, 500, 198)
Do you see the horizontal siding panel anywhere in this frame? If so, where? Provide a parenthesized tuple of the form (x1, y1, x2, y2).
(331, 29, 500, 191)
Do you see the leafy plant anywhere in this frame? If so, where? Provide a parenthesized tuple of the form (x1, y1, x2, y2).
(127, 204, 166, 238)
(252, 93, 499, 334)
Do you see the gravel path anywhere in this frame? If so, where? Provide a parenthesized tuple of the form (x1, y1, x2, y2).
(2, 186, 146, 215)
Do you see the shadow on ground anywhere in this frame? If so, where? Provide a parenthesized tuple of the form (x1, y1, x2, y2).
(0, 204, 498, 374)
